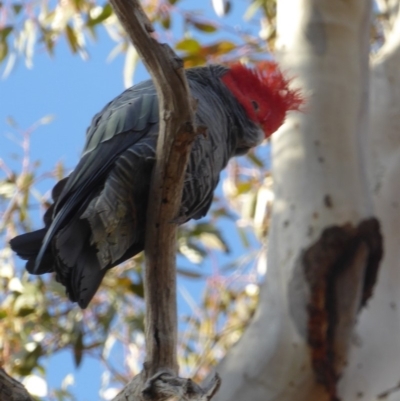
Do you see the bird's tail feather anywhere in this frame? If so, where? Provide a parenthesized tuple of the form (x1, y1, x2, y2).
(9, 229, 54, 274)
(54, 215, 106, 308)
(9, 176, 70, 275)
(71, 248, 106, 309)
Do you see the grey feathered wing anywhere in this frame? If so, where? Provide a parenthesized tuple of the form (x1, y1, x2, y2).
(11, 81, 159, 308)
(10, 65, 264, 309)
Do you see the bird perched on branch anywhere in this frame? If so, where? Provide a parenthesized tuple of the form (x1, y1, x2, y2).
(10, 62, 302, 308)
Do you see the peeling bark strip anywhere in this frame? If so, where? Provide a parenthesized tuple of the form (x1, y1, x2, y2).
(303, 218, 382, 400)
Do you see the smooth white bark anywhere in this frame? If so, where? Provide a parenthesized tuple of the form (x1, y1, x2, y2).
(339, 4, 400, 400)
(213, 1, 372, 400)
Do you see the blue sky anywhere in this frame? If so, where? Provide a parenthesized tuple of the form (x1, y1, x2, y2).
(0, 1, 265, 399)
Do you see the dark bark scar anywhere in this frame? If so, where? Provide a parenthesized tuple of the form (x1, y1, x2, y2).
(302, 218, 382, 400)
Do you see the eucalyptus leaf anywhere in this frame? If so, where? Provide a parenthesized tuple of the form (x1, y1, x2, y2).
(175, 38, 202, 54)
(86, 4, 113, 27)
(191, 21, 217, 33)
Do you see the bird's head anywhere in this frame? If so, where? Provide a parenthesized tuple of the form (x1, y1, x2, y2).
(222, 61, 303, 137)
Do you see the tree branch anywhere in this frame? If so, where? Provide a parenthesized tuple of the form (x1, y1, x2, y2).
(113, 371, 221, 401)
(109, 0, 195, 377)
(108, 0, 221, 399)
(0, 368, 35, 401)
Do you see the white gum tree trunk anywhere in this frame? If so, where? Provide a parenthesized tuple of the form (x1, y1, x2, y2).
(340, 3, 400, 400)
(212, 1, 400, 400)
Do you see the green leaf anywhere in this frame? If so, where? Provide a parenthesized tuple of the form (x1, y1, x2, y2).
(87, 4, 113, 27)
(191, 222, 221, 236)
(177, 267, 204, 279)
(47, 279, 67, 297)
(73, 0, 85, 11)
(175, 38, 201, 54)
(182, 54, 207, 67)
(12, 4, 22, 15)
(40, 27, 55, 56)
(73, 329, 84, 367)
(244, 0, 264, 20)
(178, 239, 206, 264)
(168, 0, 180, 4)
(124, 314, 145, 332)
(191, 21, 217, 33)
(211, 207, 235, 220)
(0, 33, 10, 63)
(237, 226, 250, 248)
(14, 295, 36, 317)
(188, 222, 230, 252)
(65, 25, 79, 53)
(247, 151, 264, 168)
(36, 364, 46, 376)
(199, 231, 229, 252)
(160, 15, 171, 30)
(236, 181, 253, 194)
(0, 26, 12, 40)
(205, 40, 236, 55)
(15, 344, 43, 376)
(0, 180, 15, 199)
(129, 282, 144, 298)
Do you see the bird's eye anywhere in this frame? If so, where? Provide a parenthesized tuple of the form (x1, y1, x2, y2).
(251, 100, 259, 111)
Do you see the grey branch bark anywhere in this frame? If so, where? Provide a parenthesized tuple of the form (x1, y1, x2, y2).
(109, 0, 195, 378)
(0, 368, 34, 401)
(108, 0, 221, 400)
(113, 371, 221, 401)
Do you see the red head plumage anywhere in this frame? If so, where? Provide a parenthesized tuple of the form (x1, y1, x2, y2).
(221, 61, 303, 137)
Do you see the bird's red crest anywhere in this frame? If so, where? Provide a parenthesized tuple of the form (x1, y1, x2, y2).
(222, 61, 303, 137)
